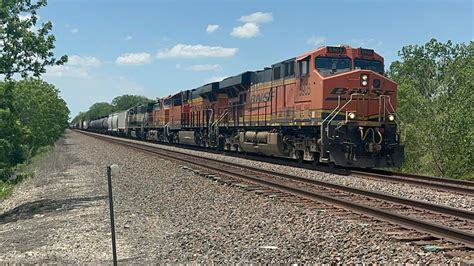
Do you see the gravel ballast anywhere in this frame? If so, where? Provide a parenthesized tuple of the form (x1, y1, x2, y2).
(0, 130, 470, 263)
(111, 134, 473, 212)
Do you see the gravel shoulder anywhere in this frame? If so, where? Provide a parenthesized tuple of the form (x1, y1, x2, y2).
(0, 130, 469, 263)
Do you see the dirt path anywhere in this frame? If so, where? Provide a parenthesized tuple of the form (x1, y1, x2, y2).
(0, 131, 114, 263)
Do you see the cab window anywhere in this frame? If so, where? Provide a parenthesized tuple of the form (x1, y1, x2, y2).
(315, 57, 352, 76)
(354, 59, 384, 74)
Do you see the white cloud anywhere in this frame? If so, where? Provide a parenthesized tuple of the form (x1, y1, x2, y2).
(238, 12, 273, 24)
(231, 23, 259, 39)
(186, 64, 222, 71)
(157, 44, 237, 59)
(44, 55, 101, 78)
(206, 24, 219, 34)
(204, 76, 228, 83)
(307, 36, 326, 46)
(71, 28, 79, 34)
(125, 35, 133, 41)
(115, 52, 151, 65)
(68, 55, 101, 67)
(45, 65, 90, 79)
(350, 38, 383, 48)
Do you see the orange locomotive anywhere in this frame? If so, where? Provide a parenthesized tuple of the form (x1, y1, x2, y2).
(144, 45, 404, 168)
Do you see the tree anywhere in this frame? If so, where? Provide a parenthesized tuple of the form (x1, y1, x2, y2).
(0, 0, 67, 79)
(71, 94, 152, 123)
(112, 94, 151, 111)
(0, 0, 68, 179)
(388, 39, 473, 179)
(0, 80, 69, 178)
(84, 102, 114, 120)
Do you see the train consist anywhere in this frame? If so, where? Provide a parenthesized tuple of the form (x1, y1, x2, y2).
(75, 45, 404, 168)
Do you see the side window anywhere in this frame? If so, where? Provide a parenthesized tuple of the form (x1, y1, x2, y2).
(300, 58, 309, 76)
(284, 62, 295, 77)
(273, 66, 281, 80)
(289, 62, 295, 76)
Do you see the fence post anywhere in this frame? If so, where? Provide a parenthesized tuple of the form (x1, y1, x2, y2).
(107, 165, 119, 266)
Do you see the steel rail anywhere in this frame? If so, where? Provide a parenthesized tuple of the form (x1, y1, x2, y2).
(78, 131, 474, 248)
(351, 170, 474, 195)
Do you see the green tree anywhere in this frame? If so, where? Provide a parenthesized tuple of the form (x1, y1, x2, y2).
(12, 80, 69, 155)
(84, 102, 114, 120)
(71, 94, 151, 123)
(389, 39, 473, 179)
(0, 0, 67, 78)
(112, 94, 151, 111)
(0, 0, 68, 179)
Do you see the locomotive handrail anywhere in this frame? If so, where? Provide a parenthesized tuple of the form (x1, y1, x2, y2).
(378, 95, 405, 142)
(325, 93, 365, 140)
(209, 109, 229, 138)
(320, 95, 341, 141)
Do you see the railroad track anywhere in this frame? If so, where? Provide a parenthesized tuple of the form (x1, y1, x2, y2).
(128, 133, 474, 195)
(351, 169, 474, 195)
(77, 130, 474, 249)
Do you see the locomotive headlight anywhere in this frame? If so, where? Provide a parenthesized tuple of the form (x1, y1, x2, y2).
(388, 114, 395, 121)
(362, 80, 368, 86)
(362, 75, 368, 81)
(348, 112, 356, 120)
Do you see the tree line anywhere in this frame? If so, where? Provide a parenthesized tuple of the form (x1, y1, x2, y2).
(71, 95, 151, 124)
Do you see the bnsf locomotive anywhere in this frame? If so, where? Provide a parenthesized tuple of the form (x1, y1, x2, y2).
(80, 45, 404, 168)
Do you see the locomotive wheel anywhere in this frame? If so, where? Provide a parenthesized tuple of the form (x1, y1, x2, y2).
(296, 150, 304, 163)
(328, 161, 336, 168)
(312, 152, 320, 166)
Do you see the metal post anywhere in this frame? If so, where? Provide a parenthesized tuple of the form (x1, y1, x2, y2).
(107, 166, 118, 266)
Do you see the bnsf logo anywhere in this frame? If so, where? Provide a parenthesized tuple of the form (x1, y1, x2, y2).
(325, 87, 394, 100)
(250, 91, 271, 103)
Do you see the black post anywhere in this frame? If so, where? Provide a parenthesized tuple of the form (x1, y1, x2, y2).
(107, 166, 118, 266)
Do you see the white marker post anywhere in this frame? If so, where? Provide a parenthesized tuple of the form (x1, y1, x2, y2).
(107, 164, 120, 266)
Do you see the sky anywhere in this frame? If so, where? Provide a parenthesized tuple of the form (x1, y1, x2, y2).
(35, 0, 473, 119)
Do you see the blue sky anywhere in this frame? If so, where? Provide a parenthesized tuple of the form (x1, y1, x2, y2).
(38, 0, 473, 118)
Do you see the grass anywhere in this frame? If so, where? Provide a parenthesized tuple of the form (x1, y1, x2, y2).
(0, 145, 53, 201)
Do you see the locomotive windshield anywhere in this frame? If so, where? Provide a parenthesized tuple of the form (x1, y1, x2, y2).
(354, 59, 384, 74)
(315, 57, 352, 76)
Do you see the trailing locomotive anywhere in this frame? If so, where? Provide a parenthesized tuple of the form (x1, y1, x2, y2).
(84, 45, 404, 168)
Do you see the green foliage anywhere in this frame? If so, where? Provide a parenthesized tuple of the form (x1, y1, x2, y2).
(0, 80, 69, 180)
(0, 0, 68, 79)
(389, 39, 473, 179)
(112, 94, 151, 112)
(71, 94, 151, 123)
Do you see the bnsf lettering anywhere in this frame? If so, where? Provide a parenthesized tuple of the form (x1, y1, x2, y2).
(250, 91, 271, 103)
(326, 87, 394, 100)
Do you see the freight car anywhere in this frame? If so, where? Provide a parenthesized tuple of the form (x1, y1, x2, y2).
(86, 45, 404, 168)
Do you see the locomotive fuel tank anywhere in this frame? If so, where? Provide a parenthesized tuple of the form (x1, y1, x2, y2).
(239, 131, 287, 157)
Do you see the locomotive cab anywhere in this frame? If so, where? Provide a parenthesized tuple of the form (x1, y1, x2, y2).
(302, 46, 404, 168)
